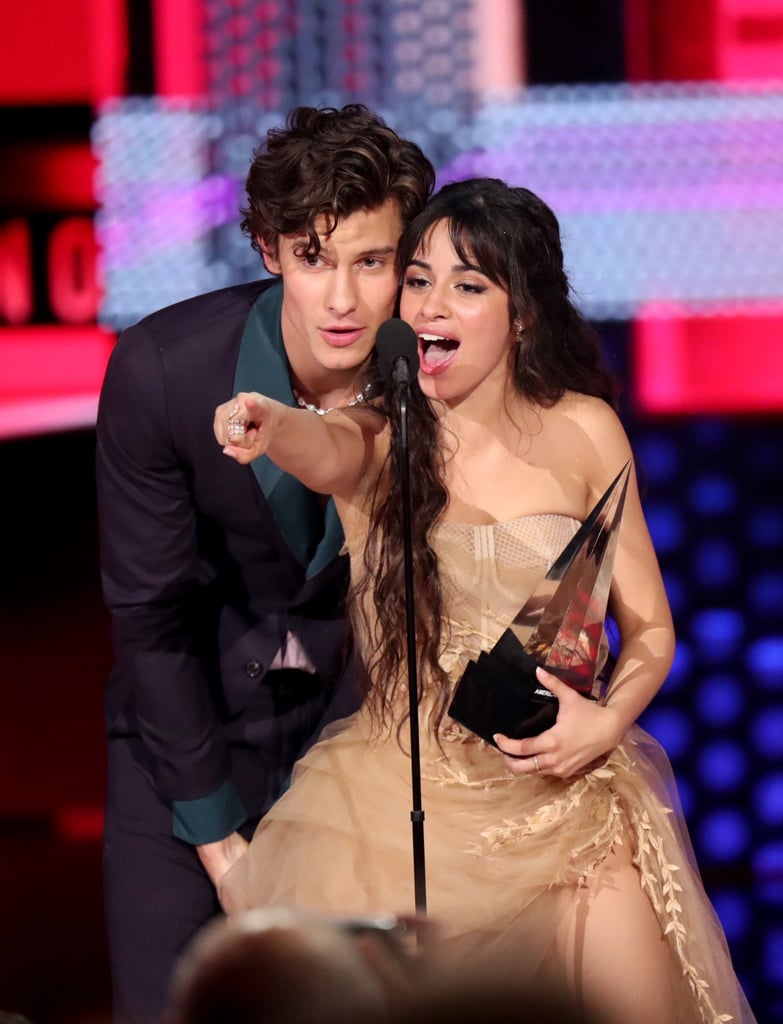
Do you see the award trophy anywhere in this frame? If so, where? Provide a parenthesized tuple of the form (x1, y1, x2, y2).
(448, 461, 632, 745)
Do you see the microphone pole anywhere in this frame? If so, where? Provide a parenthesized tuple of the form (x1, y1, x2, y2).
(376, 319, 426, 917)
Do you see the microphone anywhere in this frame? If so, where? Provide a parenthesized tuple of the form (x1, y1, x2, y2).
(375, 316, 428, 916)
(376, 318, 419, 386)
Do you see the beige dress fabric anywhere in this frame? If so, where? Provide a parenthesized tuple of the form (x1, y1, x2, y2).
(223, 514, 756, 1024)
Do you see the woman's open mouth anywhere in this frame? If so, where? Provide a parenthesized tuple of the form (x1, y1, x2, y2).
(418, 333, 459, 375)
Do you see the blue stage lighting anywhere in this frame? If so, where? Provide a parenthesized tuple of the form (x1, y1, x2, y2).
(710, 890, 752, 942)
(695, 675, 745, 727)
(689, 474, 738, 516)
(691, 539, 738, 589)
(635, 436, 680, 485)
(662, 642, 692, 693)
(644, 502, 685, 553)
(698, 808, 750, 862)
(691, 609, 745, 662)
(672, 775, 694, 819)
(754, 773, 783, 828)
(641, 708, 692, 759)
(754, 842, 783, 907)
(747, 506, 783, 550)
(661, 570, 686, 618)
(752, 710, 783, 759)
(697, 740, 748, 792)
(748, 571, 783, 618)
(764, 928, 783, 983)
(747, 637, 783, 692)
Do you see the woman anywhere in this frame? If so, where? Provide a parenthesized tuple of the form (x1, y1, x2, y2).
(214, 179, 755, 1024)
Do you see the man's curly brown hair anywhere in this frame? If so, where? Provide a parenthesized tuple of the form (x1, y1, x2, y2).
(241, 104, 435, 260)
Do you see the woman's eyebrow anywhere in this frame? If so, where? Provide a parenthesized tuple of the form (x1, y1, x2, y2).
(407, 257, 484, 274)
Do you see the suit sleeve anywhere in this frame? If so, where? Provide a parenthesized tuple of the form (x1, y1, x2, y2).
(96, 321, 247, 842)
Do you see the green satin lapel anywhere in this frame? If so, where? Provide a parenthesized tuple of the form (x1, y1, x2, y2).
(233, 284, 345, 578)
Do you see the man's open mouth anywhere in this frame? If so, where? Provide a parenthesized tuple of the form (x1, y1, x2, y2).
(320, 325, 364, 347)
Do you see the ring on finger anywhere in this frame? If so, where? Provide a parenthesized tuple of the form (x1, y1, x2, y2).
(226, 417, 246, 439)
(534, 754, 542, 776)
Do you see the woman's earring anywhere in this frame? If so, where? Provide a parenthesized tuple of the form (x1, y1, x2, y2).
(512, 318, 525, 343)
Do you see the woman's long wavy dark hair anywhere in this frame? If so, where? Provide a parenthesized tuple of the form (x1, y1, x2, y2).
(355, 178, 620, 735)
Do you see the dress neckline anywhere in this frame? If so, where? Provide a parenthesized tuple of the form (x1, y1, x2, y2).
(435, 511, 582, 532)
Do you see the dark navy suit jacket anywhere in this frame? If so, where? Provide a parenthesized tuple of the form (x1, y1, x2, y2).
(96, 279, 358, 842)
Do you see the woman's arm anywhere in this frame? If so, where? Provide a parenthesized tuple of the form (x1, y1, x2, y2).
(580, 398, 676, 731)
(597, 471, 675, 734)
(214, 392, 386, 498)
(496, 400, 675, 777)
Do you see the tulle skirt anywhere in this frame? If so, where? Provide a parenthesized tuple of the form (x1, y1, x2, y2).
(222, 706, 756, 1024)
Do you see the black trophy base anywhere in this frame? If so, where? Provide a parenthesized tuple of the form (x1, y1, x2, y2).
(448, 628, 594, 746)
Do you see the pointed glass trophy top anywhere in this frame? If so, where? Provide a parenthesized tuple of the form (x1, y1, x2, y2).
(508, 460, 632, 694)
(448, 462, 633, 743)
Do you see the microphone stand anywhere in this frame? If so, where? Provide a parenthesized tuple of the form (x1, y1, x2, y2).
(392, 360, 427, 917)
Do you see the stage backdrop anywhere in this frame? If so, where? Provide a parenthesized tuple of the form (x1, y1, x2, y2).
(0, 2, 781, 1021)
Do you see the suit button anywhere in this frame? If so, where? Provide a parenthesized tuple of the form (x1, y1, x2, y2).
(244, 659, 263, 678)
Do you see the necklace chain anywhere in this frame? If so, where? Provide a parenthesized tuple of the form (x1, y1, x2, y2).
(292, 382, 375, 416)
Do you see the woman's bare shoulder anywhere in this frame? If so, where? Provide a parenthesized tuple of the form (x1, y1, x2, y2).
(545, 392, 627, 448)
(550, 389, 620, 425)
(538, 392, 633, 504)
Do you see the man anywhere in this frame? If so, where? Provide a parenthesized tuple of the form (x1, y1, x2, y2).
(96, 104, 434, 1024)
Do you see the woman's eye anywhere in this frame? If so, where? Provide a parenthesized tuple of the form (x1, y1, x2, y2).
(458, 282, 486, 294)
(404, 275, 428, 289)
